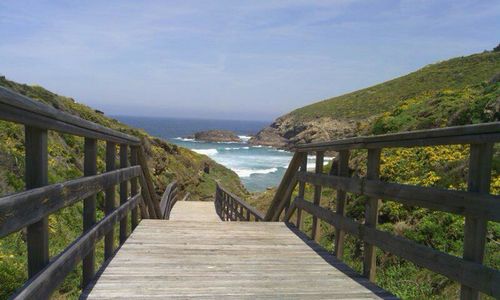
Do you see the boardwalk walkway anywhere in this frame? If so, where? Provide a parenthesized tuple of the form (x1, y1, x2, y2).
(83, 202, 395, 299)
(169, 201, 220, 222)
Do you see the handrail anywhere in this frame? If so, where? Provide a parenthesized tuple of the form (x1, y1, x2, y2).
(215, 183, 264, 221)
(159, 181, 178, 219)
(0, 85, 163, 299)
(11, 193, 143, 299)
(294, 121, 500, 151)
(0, 86, 140, 145)
(0, 166, 142, 237)
(267, 122, 500, 299)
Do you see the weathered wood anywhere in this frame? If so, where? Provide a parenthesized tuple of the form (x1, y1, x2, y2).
(130, 147, 139, 229)
(334, 150, 349, 258)
(160, 181, 178, 219)
(294, 197, 500, 298)
(169, 201, 220, 222)
(296, 172, 500, 221)
(137, 146, 162, 217)
(25, 126, 49, 278)
(216, 183, 264, 221)
(296, 155, 307, 230)
(363, 148, 381, 282)
(105, 142, 116, 259)
(0, 166, 141, 238)
(460, 143, 494, 300)
(119, 144, 129, 244)
(294, 122, 500, 152)
(265, 152, 307, 221)
(84, 220, 396, 299)
(311, 151, 324, 241)
(11, 194, 142, 300)
(0, 86, 140, 145)
(83, 138, 97, 287)
(139, 173, 158, 219)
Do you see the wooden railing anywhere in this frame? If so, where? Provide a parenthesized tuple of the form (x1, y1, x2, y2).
(265, 122, 500, 300)
(215, 183, 264, 221)
(159, 181, 178, 219)
(0, 86, 166, 299)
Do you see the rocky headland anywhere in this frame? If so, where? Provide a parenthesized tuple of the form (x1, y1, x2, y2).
(191, 130, 242, 143)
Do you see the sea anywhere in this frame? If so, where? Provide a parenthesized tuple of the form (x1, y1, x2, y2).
(115, 116, 330, 192)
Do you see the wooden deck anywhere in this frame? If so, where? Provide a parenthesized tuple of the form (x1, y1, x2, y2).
(83, 203, 395, 299)
(169, 201, 220, 222)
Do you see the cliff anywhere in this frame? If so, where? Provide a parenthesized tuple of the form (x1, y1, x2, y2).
(250, 50, 500, 148)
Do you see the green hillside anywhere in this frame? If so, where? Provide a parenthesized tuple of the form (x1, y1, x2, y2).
(249, 49, 500, 299)
(0, 76, 247, 299)
(289, 51, 500, 120)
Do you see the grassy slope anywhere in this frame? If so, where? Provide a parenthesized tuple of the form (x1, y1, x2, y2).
(0, 76, 248, 299)
(248, 51, 500, 299)
(288, 51, 500, 120)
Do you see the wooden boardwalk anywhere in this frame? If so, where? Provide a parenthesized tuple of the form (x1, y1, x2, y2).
(83, 202, 395, 299)
(169, 201, 220, 222)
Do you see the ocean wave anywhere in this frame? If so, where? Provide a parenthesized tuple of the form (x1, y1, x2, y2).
(174, 137, 196, 142)
(234, 167, 278, 178)
(224, 147, 241, 150)
(193, 148, 218, 156)
(238, 135, 252, 142)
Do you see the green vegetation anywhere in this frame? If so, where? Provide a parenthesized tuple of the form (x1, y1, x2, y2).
(289, 51, 500, 120)
(249, 50, 500, 299)
(0, 76, 248, 299)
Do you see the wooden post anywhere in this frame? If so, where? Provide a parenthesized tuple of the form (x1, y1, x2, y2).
(334, 150, 349, 258)
(119, 144, 128, 244)
(137, 146, 162, 217)
(460, 143, 493, 300)
(311, 151, 324, 241)
(82, 138, 97, 286)
(296, 155, 307, 230)
(130, 147, 139, 229)
(246, 209, 250, 221)
(104, 142, 116, 259)
(224, 194, 229, 221)
(363, 148, 381, 282)
(25, 126, 49, 278)
(265, 151, 306, 221)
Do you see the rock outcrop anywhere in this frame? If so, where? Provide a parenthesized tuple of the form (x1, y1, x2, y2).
(249, 114, 367, 148)
(192, 130, 241, 143)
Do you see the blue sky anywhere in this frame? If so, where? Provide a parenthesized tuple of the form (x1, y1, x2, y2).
(0, 1, 498, 121)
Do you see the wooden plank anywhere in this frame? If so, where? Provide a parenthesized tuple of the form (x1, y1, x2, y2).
(119, 144, 129, 244)
(293, 122, 500, 152)
(25, 126, 49, 278)
(130, 147, 139, 229)
(363, 149, 381, 282)
(0, 166, 142, 238)
(0, 86, 139, 145)
(460, 143, 493, 300)
(334, 150, 349, 258)
(311, 151, 324, 241)
(296, 172, 500, 221)
(160, 181, 177, 219)
(296, 156, 307, 229)
(84, 220, 396, 299)
(217, 184, 264, 221)
(83, 138, 97, 287)
(265, 152, 306, 221)
(11, 194, 142, 300)
(137, 146, 162, 218)
(295, 198, 500, 298)
(169, 202, 221, 222)
(139, 172, 158, 219)
(105, 142, 116, 259)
